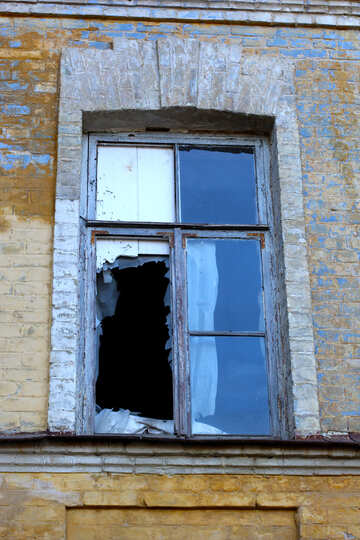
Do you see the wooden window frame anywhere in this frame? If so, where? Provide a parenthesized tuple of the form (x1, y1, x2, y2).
(81, 132, 287, 439)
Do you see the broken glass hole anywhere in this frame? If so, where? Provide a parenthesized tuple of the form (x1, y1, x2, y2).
(95, 255, 174, 434)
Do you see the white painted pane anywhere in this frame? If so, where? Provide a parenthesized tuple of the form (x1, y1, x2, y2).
(96, 146, 175, 222)
(96, 239, 138, 270)
(138, 147, 175, 222)
(139, 240, 169, 255)
(96, 146, 138, 221)
(96, 239, 169, 270)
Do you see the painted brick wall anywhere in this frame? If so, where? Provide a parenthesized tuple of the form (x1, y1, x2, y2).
(0, 16, 359, 433)
(0, 472, 359, 539)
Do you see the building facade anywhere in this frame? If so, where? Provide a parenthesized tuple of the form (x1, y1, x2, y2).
(0, 1, 360, 538)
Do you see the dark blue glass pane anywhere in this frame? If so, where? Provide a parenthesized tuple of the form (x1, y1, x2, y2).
(190, 336, 270, 435)
(187, 239, 264, 332)
(179, 147, 257, 224)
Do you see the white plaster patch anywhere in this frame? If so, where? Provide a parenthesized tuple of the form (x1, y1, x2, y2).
(3, 476, 81, 506)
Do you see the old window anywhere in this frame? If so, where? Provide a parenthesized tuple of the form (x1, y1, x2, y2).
(83, 133, 281, 438)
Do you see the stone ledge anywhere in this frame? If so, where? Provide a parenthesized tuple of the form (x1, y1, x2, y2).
(0, 439, 359, 475)
(0, 2, 360, 27)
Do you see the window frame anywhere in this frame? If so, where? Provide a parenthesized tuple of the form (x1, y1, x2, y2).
(81, 132, 284, 439)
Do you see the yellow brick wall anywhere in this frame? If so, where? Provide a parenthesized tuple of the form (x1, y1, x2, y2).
(67, 507, 298, 539)
(0, 15, 359, 433)
(1, 12, 359, 540)
(0, 473, 359, 539)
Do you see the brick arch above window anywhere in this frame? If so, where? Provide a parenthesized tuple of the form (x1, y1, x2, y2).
(49, 36, 320, 437)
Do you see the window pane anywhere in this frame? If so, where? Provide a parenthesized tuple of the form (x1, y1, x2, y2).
(96, 146, 175, 222)
(190, 336, 270, 435)
(187, 239, 264, 332)
(179, 146, 257, 224)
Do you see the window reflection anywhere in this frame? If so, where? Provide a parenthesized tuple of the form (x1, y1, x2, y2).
(187, 239, 264, 332)
(191, 336, 270, 435)
(179, 147, 257, 224)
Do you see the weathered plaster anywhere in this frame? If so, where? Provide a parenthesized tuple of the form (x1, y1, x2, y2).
(1, 439, 360, 475)
(1, 1, 360, 28)
(1, 470, 360, 539)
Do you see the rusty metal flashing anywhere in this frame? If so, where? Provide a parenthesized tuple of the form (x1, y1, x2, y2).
(91, 229, 109, 244)
(247, 231, 265, 249)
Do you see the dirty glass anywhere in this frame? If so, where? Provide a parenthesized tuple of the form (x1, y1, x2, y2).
(187, 239, 264, 332)
(179, 146, 257, 224)
(190, 336, 270, 435)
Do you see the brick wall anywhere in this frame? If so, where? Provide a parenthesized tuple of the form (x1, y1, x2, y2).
(0, 16, 359, 433)
(0, 472, 359, 539)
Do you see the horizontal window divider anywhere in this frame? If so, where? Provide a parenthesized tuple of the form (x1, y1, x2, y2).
(86, 220, 270, 231)
(97, 143, 173, 149)
(189, 331, 266, 337)
(89, 228, 175, 239)
(189, 434, 277, 440)
(91, 133, 265, 147)
(92, 233, 173, 242)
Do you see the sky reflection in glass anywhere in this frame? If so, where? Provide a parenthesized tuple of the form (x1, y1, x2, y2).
(179, 147, 257, 224)
(187, 239, 264, 332)
(191, 336, 270, 435)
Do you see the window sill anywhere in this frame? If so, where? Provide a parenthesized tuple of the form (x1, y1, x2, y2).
(0, 434, 359, 475)
(0, 432, 359, 447)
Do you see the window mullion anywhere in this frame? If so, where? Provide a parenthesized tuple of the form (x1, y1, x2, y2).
(81, 226, 97, 435)
(173, 227, 190, 436)
(174, 144, 181, 223)
(189, 331, 266, 337)
(88, 137, 97, 220)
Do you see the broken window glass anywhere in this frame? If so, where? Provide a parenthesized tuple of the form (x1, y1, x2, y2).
(95, 239, 174, 434)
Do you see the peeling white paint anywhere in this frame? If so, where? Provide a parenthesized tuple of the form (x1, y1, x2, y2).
(96, 239, 138, 270)
(96, 146, 175, 222)
(96, 239, 169, 270)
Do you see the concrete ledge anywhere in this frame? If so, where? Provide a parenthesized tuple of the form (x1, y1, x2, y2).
(0, 2, 360, 27)
(0, 438, 360, 474)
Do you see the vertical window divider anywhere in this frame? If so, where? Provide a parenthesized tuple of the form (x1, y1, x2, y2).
(82, 225, 97, 434)
(88, 137, 98, 221)
(256, 141, 280, 437)
(173, 227, 188, 436)
(174, 144, 181, 223)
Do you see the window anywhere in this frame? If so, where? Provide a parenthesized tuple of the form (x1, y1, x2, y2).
(83, 133, 281, 438)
